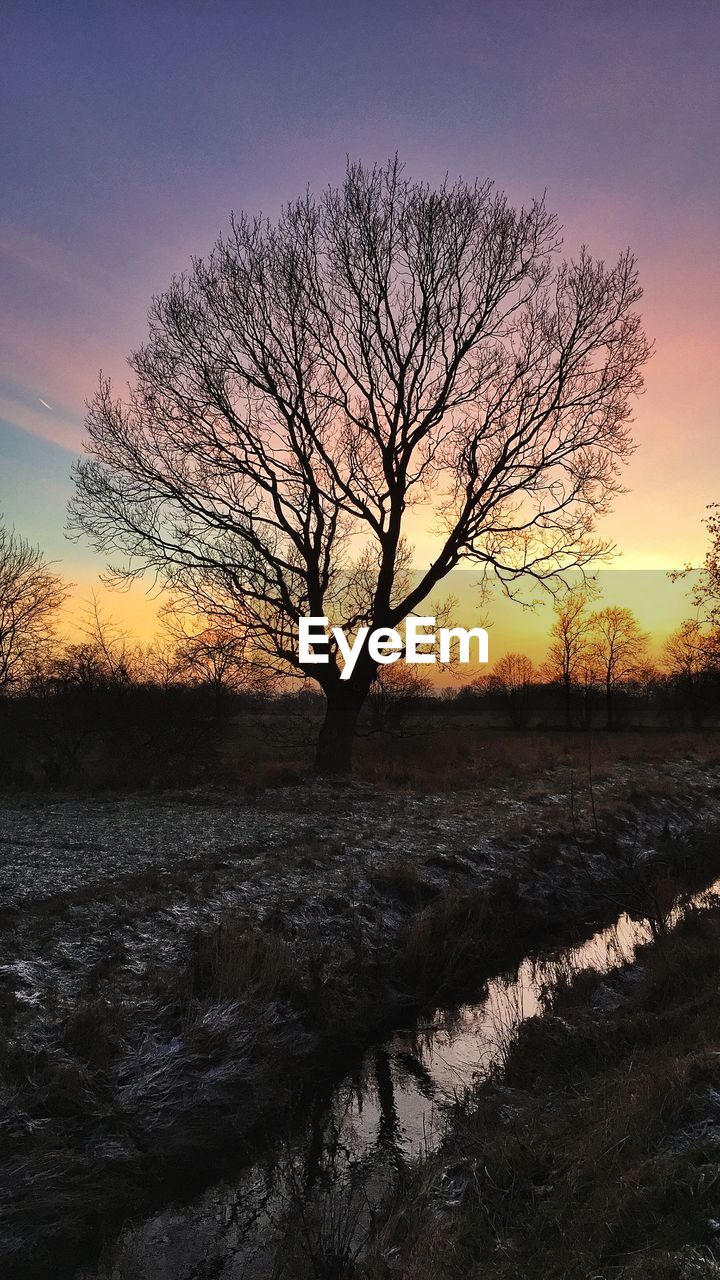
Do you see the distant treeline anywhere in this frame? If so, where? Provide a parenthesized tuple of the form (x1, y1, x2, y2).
(1, 619, 719, 789)
(2, 522, 720, 788)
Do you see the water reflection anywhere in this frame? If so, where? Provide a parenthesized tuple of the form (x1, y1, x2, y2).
(77, 890, 717, 1279)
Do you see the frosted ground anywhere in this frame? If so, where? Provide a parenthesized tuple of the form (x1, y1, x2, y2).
(2, 750, 720, 1277)
(1, 754, 719, 1009)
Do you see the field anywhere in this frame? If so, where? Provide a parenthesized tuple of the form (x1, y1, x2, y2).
(2, 728, 720, 1278)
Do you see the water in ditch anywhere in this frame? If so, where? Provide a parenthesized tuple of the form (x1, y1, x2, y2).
(76, 885, 719, 1280)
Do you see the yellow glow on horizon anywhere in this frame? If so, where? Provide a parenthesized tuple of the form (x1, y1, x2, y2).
(60, 578, 163, 644)
(56, 562, 699, 679)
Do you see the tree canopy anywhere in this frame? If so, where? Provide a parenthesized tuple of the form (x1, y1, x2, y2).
(70, 158, 651, 769)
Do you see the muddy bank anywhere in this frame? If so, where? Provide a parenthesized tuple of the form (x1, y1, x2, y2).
(1, 762, 720, 1277)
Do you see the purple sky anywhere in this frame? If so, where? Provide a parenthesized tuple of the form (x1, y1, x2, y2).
(1, 0, 719, 627)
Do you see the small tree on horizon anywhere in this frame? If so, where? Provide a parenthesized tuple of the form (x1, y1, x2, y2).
(484, 650, 536, 727)
(159, 598, 275, 712)
(0, 521, 69, 693)
(487, 651, 536, 695)
(543, 584, 596, 727)
(588, 605, 649, 729)
(50, 595, 143, 694)
(663, 619, 708, 686)
(69, 158, 650, 772)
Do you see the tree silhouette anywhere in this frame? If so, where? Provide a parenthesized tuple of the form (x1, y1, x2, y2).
(487, 651, 536, 726)
(588, 606, 649, 728)
(677, 504, 720, 629)
(0, 522, 68, 692)
(663, 618, 720, 727)
(544, 585, 596, 727)
(489, 651, 535, 695)
(70, 158, 650, 771)
(159, 598, 273, 713)
(663, 619, 707, 685)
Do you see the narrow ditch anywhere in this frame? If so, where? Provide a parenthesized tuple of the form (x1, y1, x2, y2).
(75, 876, 720, 1280)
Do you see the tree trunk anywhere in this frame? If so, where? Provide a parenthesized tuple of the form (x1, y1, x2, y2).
(606, 678, 614, 730)
(314, 684, 366, 774)
(564, 675, 572, 729)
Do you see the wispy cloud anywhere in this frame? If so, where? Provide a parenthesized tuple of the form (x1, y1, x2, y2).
(0, 393, 82, 452)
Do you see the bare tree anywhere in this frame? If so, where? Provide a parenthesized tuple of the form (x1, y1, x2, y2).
(588, 606, 649, 728)
(160, 598, 273, 711)
(0, 522, 68, 692)
(488, 651, 535, 695)
(699, 505, 720, 625)
(143, 637, 181, 692)
(69, 158, 650, 771)
(366, 661, 432, 731)
(482, 651, 536, 727)
(543, 584, 596, 726)
(672, 504, 720, 630)
(662, 618, 720, 726)
(54, 592, 145, 691)
(663, 619, 708, 685)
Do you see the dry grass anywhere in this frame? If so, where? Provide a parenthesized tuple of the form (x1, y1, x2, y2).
(4, 688, 720, 794)
(354, 727, 720, 792)
(367, 858, 440, 906)
(190, 916, 295, 1002)
(393, 880, 529, 1003)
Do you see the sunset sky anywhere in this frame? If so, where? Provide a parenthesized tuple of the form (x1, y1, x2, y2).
(1, 0, 718, 648)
